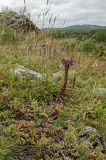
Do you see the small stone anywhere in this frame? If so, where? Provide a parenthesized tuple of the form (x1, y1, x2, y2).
(51, 71, 63, 82)
(85, 126, 99, 135)
(93, 87, 106, 99)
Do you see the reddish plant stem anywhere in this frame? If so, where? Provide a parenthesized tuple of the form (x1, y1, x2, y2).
(57, 66, 69, 101)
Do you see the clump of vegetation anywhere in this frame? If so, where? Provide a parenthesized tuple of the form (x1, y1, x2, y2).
(46, 28, 106, 57)
(77, 38, 96, 53)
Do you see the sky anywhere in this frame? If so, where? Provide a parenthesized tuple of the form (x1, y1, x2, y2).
(0, 0, 106, 28)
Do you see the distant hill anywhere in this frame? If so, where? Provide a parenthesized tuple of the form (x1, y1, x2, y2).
(64, 25, 106, 30)
(43, 25, 106, 32)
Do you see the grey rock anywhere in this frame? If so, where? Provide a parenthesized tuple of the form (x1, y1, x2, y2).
(80, 126, 106, 152)
(85, 126, 102, 148)
(93, 87, 106, 99)
(85, 126, 99, 136)
(79, 126, 100, 139)
(14, 65, 42, 79)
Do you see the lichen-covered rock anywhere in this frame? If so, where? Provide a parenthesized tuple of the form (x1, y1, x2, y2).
(79, 125, 106, 157)
(14, 65, 42, 79)
(85, 126, 99, 136)
(0, 11, 40, 33)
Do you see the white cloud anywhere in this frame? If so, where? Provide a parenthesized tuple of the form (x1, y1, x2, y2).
(0, 0, 106, 27)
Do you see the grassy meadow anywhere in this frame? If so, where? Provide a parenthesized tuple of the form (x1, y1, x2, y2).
(0, 9, 106, 160)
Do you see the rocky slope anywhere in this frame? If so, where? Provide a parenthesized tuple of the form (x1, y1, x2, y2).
(0, 11, 40, 33)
